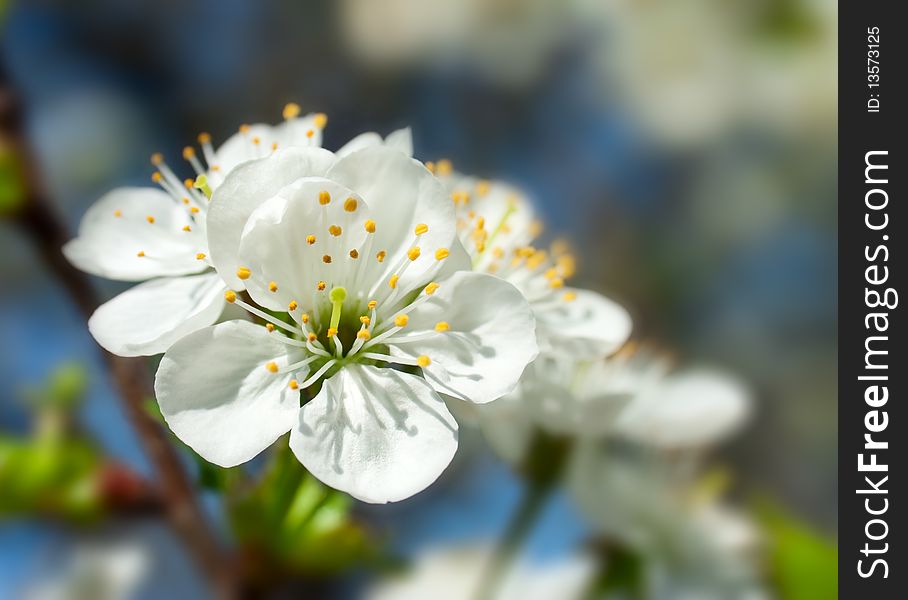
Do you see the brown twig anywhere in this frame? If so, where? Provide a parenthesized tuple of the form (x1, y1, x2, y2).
(1, 74, 236, 597)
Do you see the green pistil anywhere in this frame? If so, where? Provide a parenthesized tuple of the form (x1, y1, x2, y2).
(193, 174, 213, 199)
(329, 287, 347, 331)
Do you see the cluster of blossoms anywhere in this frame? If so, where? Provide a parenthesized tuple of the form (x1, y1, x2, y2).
(65, 102, 754, 577)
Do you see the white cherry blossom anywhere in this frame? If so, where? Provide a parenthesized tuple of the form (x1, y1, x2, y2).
(64, 105, 327, 356)
(154, 146, 538, 503)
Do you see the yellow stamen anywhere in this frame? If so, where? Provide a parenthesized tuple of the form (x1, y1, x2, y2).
(190, 206, 200, 214)
(360, 315, 371, 325)
(323, 255, 332, 263)
(414, 223, 429, 235)
(349, 249, 359, 259)
(184, 178, 195, 189)
(425, 161, 436, 173)
(301, 313, 310, 324)
(407, 247, 421, 261)
(364, 219, 376, 233)
(114, 210, 122, 217)
(182, 146, 195, 159)
(328, 224, 342, 236)
(314, 113, 328, 129)
(236, 267, 251, 280)
(150, 152, 163, 166)
(266, 323, 275, 332)
(436, 159, 453, 176)
(268, 281, 278, 292)
(289, 379, 299, 390)
(435, 248, 450, 260)
(417, 355, 431, 367)
(307, 332, 318, 342)
(549, 278, 564, 289)
(224, 290, 237, 303)
(283, 102, 301, 120)
(563, 292, 577, 302)
(306, 235, 316, 245)
(252, 136, 261, 146)
(357, 329, 371, 340)
(376, 250, 386, 263)
(327, 327, 338, 338)
(476, 180, 491, 196)
(136, 251, 145, 257)
(317, 281, 326, 291)
(424, 282, 439, 295)
(389, 274, 399, 289)
(288, 300, 298, 311)
(344, 197, 358, 212)
(367, 300, 377, 310)
(266, 362, 278, 373)
(394, 314, 409, 327)
(196, 253, 206, 260)
(145, 215, 155, 224)
(238, 124, 251, 134)
(318, 190, 331, 205)
(197, 132, 211, 144)
(151, 172, 163, 183)
(182, 225, 192, 232)
(434, 321, 450, 332)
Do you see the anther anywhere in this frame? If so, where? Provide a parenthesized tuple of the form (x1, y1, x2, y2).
(283, 102, 301, 120)
(357, 329, 371, 340)
(417, 355, 431, 367)
(306, 129, 315, 139)
(151, 172, 163, 183)
(436, 159, 453, 176)
(266, 362, 278, 373)
(301, 314, 310, 324)
(314, 113, 328, 129)
(239, 124, 251, 134)
(549, 278, 564, 289)
(196, 253, 206, 260)
(266, 323, 275, 332)
(308, 333, 317, 342)
(182, 225, 192, 232)
(360, 316, 371, 325)
(190, 207, 200, 214)
(435, 321, 450, 332)
(327, 327, 338, 338)
(394, 314, 409, 327)
(329, 225, 342, 236)
(150, 153, 164, 166)
(376, 251, 386, 263)
(318, 190, 331, 205)
(476, 180, 491, 196)
(146, 215, 155, 224)
(367, 300, 377, 310)
(364, 220, 376, 233)
(268, 281, 278, 292)
(349, 249, 359, 259)
(307, 235, 316, 245)
(389, 274, 399, 289)
(344, 197, 358, 212)
(435, 248, 450, 260)
(236, 267, 251, 280)
(197, 132, 211, 144)
(224, 290, 237, 303)
(136, 251, 145, 257)
(114, 210, 122, 217)
(182, 147, 195, 159)
(323, 255, 332, 263)
(407, 247, 421, 261)
(414, 223, 429, 236)
(563, 292, 577, 302)
(252, 136, 261, 146)
(317, 281, 326, 291)
(424, 282, 439, 295)
(289, 379, 299, 390)
(288, 300, 298, 311)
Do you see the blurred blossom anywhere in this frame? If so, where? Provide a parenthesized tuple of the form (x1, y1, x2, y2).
(569, 445, 766, 599)
(24, 541, 149, 600)
(367, 544, 596, 600)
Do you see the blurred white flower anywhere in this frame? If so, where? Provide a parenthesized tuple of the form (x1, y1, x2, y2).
(154, 145, 538, 503)
(63, 105, 327, 356)
(477, 346, 750, 463)
(26, 542, 149, 600)
(367, 544, 596, 600)
(568, 444, 766, 599)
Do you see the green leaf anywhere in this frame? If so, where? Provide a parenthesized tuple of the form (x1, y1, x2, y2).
(757, 499, 837, 600)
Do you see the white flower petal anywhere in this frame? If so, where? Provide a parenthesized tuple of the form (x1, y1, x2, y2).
(63, 188, 206, 281)
(336, 127, 413, 158)
(211, 115, 324, 175)
(89, 272, 226, 357)
(615, 369, 751, 449)
(155, 320, 304, 467)
(391, 271, 538, 404)
(327, 147, 458, 293)
(236, 178, 371, 313)
(206, 147, 337, 289)
(535, 288, 632, 357)
(475, 394, 535, 465)
(290, 364, 458, 503)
